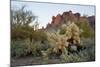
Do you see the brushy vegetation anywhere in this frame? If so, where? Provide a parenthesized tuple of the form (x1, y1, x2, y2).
(11, 39, 31, 57)
(60, 38, 95, 63)
(11, 6, 95, 66)
(11, 6, 50, 58)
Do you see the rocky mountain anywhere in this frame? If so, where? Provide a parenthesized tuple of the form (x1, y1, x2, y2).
(46, 11, 95, 30)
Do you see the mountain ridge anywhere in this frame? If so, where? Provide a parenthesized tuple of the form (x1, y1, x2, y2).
(45, 11, 95, 30)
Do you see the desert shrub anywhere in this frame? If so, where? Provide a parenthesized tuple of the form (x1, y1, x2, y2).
(59, 24, 67, 35)
(11, 22, 49, 58)
(76, 20, 94, 38)
(11, 26, 34, 40)
(29, 31, 50, 57)
(11, 39, 31, 58)
(31, 41, 42, 56)
(32, 31, 48, 42)
(11, 6, 50, 58)
(59, 28, 66, 35)
(79, 38, 95, 61)
(31, 41, 51, 57)
(60, 38, 95, 63)
(11, 6, 37, 40)
(11, 39, 50, 58)
(61, 48, 95, 63)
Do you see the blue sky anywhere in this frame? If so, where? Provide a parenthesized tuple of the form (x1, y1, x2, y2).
(11, 1, 95, 28)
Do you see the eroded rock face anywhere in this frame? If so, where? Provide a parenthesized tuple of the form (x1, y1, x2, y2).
(46, 11, 95, 30)
(51, 14, 62, 27)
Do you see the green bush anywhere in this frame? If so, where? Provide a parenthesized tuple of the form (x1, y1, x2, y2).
(11, 6, 37, 40)
(32, 31, 48, 42)
(31, 41, 51, 57)
(11, 36, 50, 58)
(11, 26, 34, 40)
(60, 38, 95, 63)
(59, 24, 67, 35)
(11, 39, 31, 58)
(76, 20, 94, 38)
(30, 41, 42, 56)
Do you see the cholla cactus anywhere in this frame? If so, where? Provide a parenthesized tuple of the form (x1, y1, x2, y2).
(66, 21, 80, 45)
(44, 21, 81, 59)
(46, 31, 69, 55)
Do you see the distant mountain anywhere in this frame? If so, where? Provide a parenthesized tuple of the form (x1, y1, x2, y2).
(46, 11, 95, 30)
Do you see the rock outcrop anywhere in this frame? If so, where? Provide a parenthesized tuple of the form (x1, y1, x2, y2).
(46, 10, 95, 30)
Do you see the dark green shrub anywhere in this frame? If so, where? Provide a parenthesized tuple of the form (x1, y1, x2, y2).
(31, 41, 51, 57)
(11, 39, 31, 58)
(76, 20, 94, 38)
(59, 24, 67, 35)
(60, 38, 95, 62)
(32, 31, 48, 42)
